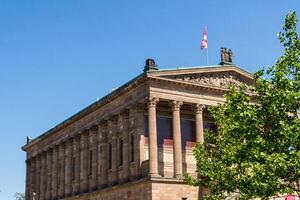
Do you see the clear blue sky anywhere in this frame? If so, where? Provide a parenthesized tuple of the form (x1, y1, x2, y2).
(0, 0, 299, 199)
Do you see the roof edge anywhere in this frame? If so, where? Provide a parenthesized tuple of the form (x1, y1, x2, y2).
(148, 65, 254, 79)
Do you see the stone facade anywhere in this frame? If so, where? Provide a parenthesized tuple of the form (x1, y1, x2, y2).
(23, 64, 255, 200)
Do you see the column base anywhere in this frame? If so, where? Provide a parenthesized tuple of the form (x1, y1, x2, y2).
(174, 174, 183, 179)
(149, 173, 161, 178)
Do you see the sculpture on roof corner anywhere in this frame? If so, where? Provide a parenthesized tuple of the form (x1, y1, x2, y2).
(144, 58, 159, 72)
(26, 136, 32, 144)
(220, 47, 234, 65)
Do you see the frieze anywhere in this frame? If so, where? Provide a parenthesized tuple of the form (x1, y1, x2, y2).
(166, 72, 254, 92)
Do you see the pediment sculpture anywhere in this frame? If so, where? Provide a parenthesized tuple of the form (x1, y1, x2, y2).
(171, 72, 254, 91)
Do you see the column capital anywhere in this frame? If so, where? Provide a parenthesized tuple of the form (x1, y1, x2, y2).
(194, 104, 206, 114)
(169, 100, 183, 111)
(146, 97, 159, 108)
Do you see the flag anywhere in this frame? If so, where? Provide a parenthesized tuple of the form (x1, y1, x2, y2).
(201, 27, 208, 50)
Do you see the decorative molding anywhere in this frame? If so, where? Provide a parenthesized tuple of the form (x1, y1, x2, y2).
(169, 100, 183, 111)
(167, 72, 254, 92)
(194, 104, 206, 114)
(146, 97, 159, 108)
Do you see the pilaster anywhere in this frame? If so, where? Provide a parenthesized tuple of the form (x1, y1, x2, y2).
(51, 146, 58, 199)
(25, 159, 30, 200)
(46, 150, 52, 200)
(73, 136, 80, 195)
(121, 112, 130, 181)
(80, 131, 89, 193)
(35, 155, 41, 200)
(30, 157, 36, 200)
(111, 118, 118, 185)
(64, 139, 72, 196)
(89, 126, 98, 191)
(40, 152, 46, 200)
(134, 103, 145, 177)
(98, 122, 108, 187)
(58, 142, 65, 198)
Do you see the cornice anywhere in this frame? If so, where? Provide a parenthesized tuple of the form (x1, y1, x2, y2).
(147, 65, 253, 80)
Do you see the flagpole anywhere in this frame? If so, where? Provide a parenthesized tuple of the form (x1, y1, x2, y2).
(206, 27, 209, 65)
(201, 26, 209, 65)
(206, 46, 209, 65)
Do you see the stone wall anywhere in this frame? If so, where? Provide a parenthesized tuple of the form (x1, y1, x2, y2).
(152, 181, 199, 200)
(64, 179, 152, 200)
(62, 179, 200, 200)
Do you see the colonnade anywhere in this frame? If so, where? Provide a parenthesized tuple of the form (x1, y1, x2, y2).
(147, 97, 206, 178)
(25, 98, 206, 200)
(25, 108, 141, 200)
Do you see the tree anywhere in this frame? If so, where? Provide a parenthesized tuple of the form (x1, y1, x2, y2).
(14, 192, 25, 200)
(185, 12, 300, 200)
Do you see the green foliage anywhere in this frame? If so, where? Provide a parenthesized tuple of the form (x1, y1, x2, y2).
(14, 192, 25, 200)
(185, 12, 300, 199)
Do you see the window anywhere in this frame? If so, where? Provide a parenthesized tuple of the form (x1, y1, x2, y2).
(89, 149, 93, 176)
(130, 134, 135, 162)
(144, 115, 198, 147)
(181, 118, 196, 146)
(204, 121, 218, 132)
(108, 143, 112, 169)
(72, 157, 75, 181)
(144, 116, 173, 146)
(118, 139, 123, 166)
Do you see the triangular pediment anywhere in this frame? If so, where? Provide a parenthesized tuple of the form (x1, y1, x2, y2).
(147, 65, 255, 91)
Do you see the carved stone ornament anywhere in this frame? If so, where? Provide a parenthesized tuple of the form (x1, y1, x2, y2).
(169, 100, 183, 111)
(171, 72, 254, 92)
(144, 58, 159, 72)
(147, 97, 159, 108)
(221, 47, 233, 64)
(194, 104, 206, 114)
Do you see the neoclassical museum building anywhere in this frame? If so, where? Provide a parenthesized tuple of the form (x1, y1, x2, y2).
(22, 52, 256, 200)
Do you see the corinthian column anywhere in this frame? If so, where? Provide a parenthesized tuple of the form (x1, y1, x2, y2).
(40, 152, 46, 200)
(80, 131, 88, 193)
(195, 104, 206, 144)
(98, 122, 108, 187)
(73, 136, 80, 195)
(46, 150, 52, 200)
(89, 126, 98, 191)
(30, 158, 35, 200)
(25, 159, 30, 200)
(35, 156, 41, 200)
(58, 142, 65, 198)
(170, 100, 183, 178)
(51, 146, 58, 199)
(147, 97, 159, 177)
(64, 139, 72, 196)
